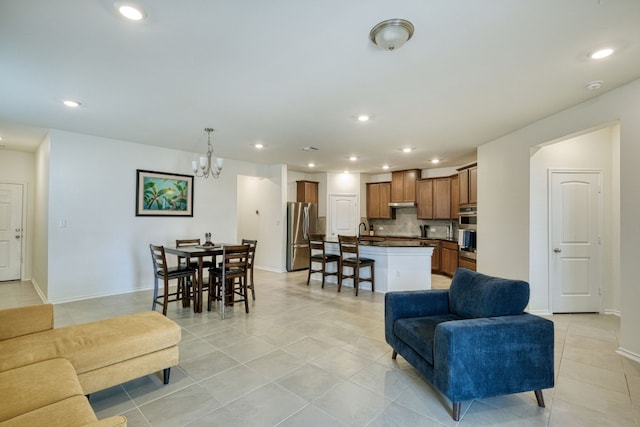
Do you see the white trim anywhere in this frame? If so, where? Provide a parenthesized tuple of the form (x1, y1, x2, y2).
(617, 347, 640, 364)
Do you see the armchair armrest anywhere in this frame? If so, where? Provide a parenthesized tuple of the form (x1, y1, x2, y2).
(432, 313, 554, 403)
(0, 304, 54, 341)
(385, 290, 450, 345)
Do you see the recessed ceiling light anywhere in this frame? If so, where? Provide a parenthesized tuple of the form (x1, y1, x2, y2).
(585, 80, 603, 91)
(382, 165, 390, 170)
(308, 162, 315, 168)
(349, 156, 357, 161)
(343, 170, 349, 174)
(62, 100, 81, 108)
(402, 147, 413, 153)
(590, 48, 614, 59)
(357, 115, 370, 122)
(254, 143, 263, 149)
(431, 158, 440, 164)
(117, 3, 146, 21)
(0, 136, 3, 141)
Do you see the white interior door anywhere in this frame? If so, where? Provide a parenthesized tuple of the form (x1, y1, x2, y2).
(550, 171, 601, 312)
(0, 183, 23, 281)
(329, 194, 357, 241)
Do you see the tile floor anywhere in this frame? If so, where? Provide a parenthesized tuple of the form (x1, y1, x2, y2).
(2, 270, 639, 426)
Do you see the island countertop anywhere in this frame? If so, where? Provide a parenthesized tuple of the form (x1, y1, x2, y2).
(358, 240, 437, 248)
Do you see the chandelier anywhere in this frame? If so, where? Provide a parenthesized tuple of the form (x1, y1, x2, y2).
(192, 128, 224, 179)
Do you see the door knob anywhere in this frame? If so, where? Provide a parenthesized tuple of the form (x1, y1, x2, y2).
(553, 248, 561, 253)
(15, 235, 21, 239)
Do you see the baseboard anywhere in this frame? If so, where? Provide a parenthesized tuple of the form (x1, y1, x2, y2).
(47, 286, 154, 304)
(528, 309, 552, 316)
(255, 265, 286, 273)
(617, 347, 640, 364)
(30, 278, 48, 303)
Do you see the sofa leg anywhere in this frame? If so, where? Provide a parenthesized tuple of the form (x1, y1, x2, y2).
(163, 367, 171, 385)
(392, 350, 397, 360)
(534, 389, 545, 407)
(85, 394, 90, 402)
(452, 402, 461, 421)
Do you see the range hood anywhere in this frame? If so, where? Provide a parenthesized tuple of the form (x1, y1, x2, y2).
(388, 202, 417, 208)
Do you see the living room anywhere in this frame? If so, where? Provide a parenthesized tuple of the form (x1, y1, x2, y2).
(1, 1, 640, 425)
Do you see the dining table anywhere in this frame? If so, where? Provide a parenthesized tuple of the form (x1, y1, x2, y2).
(164, 244, 225, 313)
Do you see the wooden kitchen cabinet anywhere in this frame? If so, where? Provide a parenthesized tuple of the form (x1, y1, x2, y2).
(450, 174, 459, 219)
(391, 169, 421, 202)
(440, 240, 459, 277)
(433, 177, 451, 219)
(458, 164, 477, 206)
(425, 240, 440, 272)
(366, 182, 394, 219)
(458, 255, 477, 271)
(296, 180, 318, 203)
(416, 179, 433, 219)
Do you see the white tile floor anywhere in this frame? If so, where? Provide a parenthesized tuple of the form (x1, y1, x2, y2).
(2, 270, 639, 426)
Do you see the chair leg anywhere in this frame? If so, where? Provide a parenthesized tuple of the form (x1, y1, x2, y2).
(243, 278, 250, 314)
(152, 277, 159, 311)
(306, 261, 312, 286)
(320, 261, 326, 288)
(452, 402, 461, 421)
(250, 268, 256, 300)
(370, 264, 375, 292)
(534, 390, 545, 407)
(354, 265, 360, 296)
(392, 350, 397, 359)
(337, 264, 343, 292)
(162, 279, 169, 316)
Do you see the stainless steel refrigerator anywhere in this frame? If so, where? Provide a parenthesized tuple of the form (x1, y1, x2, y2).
(286, 202, 318, 271)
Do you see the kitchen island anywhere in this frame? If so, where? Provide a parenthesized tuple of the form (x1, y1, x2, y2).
(321, 240, 435, 293)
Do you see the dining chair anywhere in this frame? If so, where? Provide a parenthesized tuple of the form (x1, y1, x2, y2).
(307, 233, 340, 288)
(337, 235, 375, 296)
(241, 238, 257, 300)
(207, 244, 250, 318)
(149, 244, 197, 316)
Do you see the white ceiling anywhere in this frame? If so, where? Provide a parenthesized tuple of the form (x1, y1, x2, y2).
(1, 0, 639, 173)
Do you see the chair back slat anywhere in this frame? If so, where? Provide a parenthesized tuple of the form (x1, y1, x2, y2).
(338, 235, 359, 258)
(241, 239, 257, 267)
(176, 239, 200, 247)
(150, 244, 169, 275)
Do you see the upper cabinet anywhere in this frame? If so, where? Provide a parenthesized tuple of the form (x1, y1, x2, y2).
(391, 169, 421, 202)
(416, 179, 433, 219)
(366, 182, 394, 219)
(417, 176, 454, 220)
(296, 180, 318, 203)
(458, 164, 477, 206)
(450, 174, 459, 218)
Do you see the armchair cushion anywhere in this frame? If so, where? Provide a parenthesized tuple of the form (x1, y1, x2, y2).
(394, 314, 461, 364)
(449, 268, 529, 318)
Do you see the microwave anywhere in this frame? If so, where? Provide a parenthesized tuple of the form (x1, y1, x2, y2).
(458, 206, 477, 230)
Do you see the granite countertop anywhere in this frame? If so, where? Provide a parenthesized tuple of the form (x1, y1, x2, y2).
(358, 240, 436, 248)
(364, 234, 458, 243)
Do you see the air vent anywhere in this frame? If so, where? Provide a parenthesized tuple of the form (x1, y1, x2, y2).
(301, 146, 319, 151)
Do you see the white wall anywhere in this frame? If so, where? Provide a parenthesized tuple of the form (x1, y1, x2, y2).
(34, 137, 50, 299)
(0, 149, 36, 281)
(479, 78, 640, 361)
(237, 166, 287, 272)
(529, 126, 617, 314)
(43, 129, 284, 303)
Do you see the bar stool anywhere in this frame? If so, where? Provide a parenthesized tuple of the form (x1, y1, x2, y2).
(207, 244, 250, 319)
(338, 235, 375, 296)
(307, 233, 340, 288)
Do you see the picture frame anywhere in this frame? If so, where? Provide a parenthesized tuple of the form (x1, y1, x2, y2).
(136, 169, 194, 217)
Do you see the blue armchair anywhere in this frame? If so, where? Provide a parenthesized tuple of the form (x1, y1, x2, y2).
(385, 268, 554, 420)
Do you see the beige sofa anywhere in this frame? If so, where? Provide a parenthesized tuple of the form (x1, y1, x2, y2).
(0, 304, 181, 426)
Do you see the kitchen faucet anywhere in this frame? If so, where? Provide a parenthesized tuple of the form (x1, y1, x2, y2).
(358, 222, 367, 241)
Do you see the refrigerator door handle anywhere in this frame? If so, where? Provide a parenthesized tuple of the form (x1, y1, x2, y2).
(303, 205, 309, 240)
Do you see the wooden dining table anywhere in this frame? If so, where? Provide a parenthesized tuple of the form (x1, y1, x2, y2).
(164, 244, 225, 313)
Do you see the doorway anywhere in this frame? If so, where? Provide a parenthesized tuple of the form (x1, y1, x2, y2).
(0, 183, 24, 281)
(549, 171, 602, 312)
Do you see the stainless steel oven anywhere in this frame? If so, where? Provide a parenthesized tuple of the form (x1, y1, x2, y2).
(458, 206, 477, 230)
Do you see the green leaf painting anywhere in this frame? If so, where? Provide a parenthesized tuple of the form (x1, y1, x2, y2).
(143, 177, 189, 211)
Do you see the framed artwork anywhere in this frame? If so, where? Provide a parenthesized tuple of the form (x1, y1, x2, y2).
(136, 169, 194, 217)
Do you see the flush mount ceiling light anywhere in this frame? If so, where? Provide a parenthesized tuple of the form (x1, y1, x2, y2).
(115, 2, 146, 21)
(590, 48, 614, 59)
(62, 99, 81, 108)
(192, 128, 224, 179)
(254, 143, 264, 149)
(308, 162, 315, 168)
(431, 158, 441, 164)
(370, 19, 414, 51)
(349, 156, 358, 161)
(382, 165, 390, 170)
(357, 114, 370, 122)
(402, 147, 413, 153)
